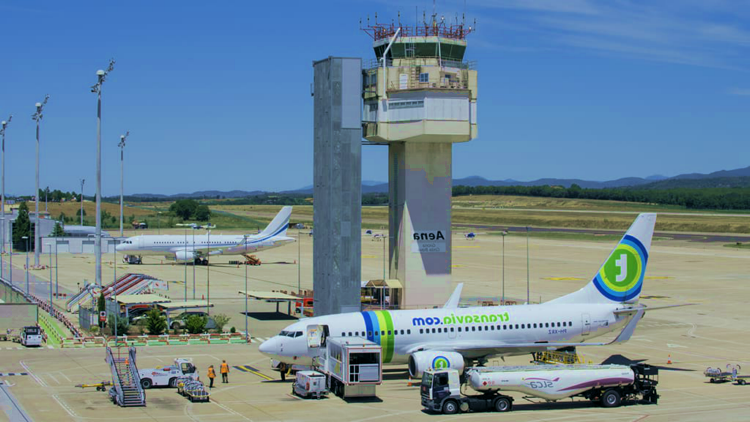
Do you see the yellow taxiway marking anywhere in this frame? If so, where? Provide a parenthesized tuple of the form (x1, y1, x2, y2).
(234, 365, 274, 381)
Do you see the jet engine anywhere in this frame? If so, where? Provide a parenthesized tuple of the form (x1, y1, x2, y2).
(408, 351, 466, 378)
(174, 250, 197, 262)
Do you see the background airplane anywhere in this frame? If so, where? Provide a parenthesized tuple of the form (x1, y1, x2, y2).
(117, 206, 294, 263)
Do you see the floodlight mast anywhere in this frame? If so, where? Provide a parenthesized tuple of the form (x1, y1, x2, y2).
(91, 59, 115, 287)
(80, 179, 85, 225)
(31, 95, 49, 268)
(1, 115, 12, 265)
(118, 131, 129, 237)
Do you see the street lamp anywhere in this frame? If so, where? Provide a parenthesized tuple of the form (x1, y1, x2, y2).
(184, 228, 187, 303)
(79, 179, 85, 226)
(22, 236, 29, 294)
(526, 226, 530, 304)
(46, 242, 52, 308)
(296, 223, 304, 295)
(31, 95, 49, 269)
(118, 132, 129, 237)
(1, 115, 12, 278)
(501, 231, 507, 305)
(91, 58, 115, 287)
(244, 235, 249, 343)
(113, 241, 118, 340)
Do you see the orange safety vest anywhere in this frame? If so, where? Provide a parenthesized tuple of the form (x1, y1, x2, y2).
(220, 363, 229, 374)
(208, 367, 216, 379)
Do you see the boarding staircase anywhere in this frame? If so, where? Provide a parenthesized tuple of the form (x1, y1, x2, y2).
(103, 273, 161, 299)
(66, 283, 98, 313)
(106, 346, 146, 407)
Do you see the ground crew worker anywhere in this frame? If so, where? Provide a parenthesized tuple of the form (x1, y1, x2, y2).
(220, 360, 229, 383)
(207, 365, 216, 388)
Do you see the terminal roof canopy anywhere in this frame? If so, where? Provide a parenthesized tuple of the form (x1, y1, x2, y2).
(365, 279, 403, 289)
(158, 301, 213, 309)
(238, 291, 299, 301)
(115, 294, 171, 305)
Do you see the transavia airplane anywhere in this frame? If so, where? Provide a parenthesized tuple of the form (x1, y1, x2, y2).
(116, 206, 295, 262)
(260, 213, 689, 377)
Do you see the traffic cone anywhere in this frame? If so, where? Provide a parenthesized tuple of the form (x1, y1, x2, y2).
(667, 354, 672, 364)
(407, 377, 412, 387)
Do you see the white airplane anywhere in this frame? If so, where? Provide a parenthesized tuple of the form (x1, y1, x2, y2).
(116, 206, 295, 262)
(260, 213, 687, 377)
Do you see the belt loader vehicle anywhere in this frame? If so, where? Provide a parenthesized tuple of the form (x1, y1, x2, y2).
(421, 364, 658, 414)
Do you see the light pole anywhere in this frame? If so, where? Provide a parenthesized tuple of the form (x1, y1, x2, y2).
(526, 226, 530, 304)
(1, 115, 12, 265)
(192, 230, 196, 299)
(118, 132, 129, 237)
(113, 241, 118, 339)
(184, 229, 187, 302)
(501, 231, 506, 305)
(79, 179, 85, 226)
(23, 236, 29, 294)
(206, 228, 210, 316)
(46, 243, 52, 308)
(91, 59, 115, 287)
(8, 223, 12, 286)
(296, 223, 304, 294)
(244, 235, 249, 343)
(31, 96, 49, 269)
(54, 239, 58, 296)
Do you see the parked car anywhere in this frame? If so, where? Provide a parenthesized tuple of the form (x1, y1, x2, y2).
(169, 311, 216, 331)
(129, 307, 165, 324)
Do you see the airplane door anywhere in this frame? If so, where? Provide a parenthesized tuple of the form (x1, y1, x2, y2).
(307, 325, 329, 349)
(581, 313, 591, 336)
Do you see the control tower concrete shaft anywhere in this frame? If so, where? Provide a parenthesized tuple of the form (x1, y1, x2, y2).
(363, 16, 477, 308)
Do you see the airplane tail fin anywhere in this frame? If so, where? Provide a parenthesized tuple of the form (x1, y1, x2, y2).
(258, 206, 293, 238)
(548, 213, 656, 305)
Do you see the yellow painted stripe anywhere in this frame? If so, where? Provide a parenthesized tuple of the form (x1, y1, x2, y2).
(241, 366, 274, 381)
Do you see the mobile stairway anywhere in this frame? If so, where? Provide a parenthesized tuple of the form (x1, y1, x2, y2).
(66, 283, 99, 313)
(106, 346, 146, 407)
(103, 273, 162, 299)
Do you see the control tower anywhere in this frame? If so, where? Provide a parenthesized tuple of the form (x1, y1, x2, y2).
(362, 14, 477, 308)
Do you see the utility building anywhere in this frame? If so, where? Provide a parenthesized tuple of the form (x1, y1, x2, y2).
(362, 15, 477, 308)
(312, 57, 363, 316)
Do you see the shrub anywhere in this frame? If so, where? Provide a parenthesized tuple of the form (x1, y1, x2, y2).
(145, 309, 167, 335)
(213, 314, 230, 333)
(230, 326, 236, 334)
(185, 315, 207, 334)
(108, 314, 130, 336)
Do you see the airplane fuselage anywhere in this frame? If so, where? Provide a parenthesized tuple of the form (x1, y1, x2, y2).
(116, 233, 295, 258)
(260, 303, 630, 365)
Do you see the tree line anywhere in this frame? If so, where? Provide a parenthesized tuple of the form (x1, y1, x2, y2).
(452, 184, 750, 210)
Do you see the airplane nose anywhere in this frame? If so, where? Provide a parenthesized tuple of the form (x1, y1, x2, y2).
(259, 337, 276, 357)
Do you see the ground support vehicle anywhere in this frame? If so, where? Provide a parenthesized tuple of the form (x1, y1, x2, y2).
(138, 358, 199, 389)
(122, 255, 142, 264)
(19, 326, 42, 347)
(293, 371, 328, 399)
(706, 365, 750, 385)
(76, 381, 113, 392)
(422, 364, 658, 414)
(311, 335, 382, 398)
(177, 377, 210, 402)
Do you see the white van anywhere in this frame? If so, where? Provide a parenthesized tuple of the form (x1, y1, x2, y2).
(293, 371, 328, 399)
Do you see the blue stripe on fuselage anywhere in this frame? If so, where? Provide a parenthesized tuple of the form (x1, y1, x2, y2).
(362, 312, 374, 342)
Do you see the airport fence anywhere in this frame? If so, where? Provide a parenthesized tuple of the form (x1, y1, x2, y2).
(61, 332, 249, 348)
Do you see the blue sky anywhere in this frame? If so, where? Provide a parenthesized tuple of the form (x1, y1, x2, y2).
(1, 0, 749, 195)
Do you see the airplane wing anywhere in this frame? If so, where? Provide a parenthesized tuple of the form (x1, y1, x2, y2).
(406, 309, 644, 356)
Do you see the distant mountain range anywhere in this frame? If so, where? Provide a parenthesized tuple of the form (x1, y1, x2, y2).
(126, 165, 750, 199)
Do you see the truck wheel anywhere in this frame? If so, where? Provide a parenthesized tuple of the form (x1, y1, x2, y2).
(169, 378, 177, 387)
(141, 378, 152, 389)
(602, 389, 622, 408)
(442, 400, 459, 415)
(494, 397, 512, 412)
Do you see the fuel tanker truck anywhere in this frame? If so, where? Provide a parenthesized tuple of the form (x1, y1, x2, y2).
(421, 364, 659, 414)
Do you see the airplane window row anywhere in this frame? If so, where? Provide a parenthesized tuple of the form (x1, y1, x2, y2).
(278, 330, 303, 337)
(341, 329, 412, 337)
(417, 321, 574, 335)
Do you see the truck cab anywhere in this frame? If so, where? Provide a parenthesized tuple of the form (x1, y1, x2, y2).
(422, 369, 513, 414)
(20, 326, 43, 347)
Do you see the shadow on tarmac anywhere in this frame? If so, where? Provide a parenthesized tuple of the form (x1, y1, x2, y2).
(243, 312, 298, 321)
(602, 354, 696, 372)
